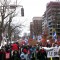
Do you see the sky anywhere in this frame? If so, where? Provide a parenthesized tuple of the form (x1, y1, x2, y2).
(2, 0, 57, 36)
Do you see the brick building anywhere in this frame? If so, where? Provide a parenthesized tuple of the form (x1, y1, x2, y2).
(30, 17, 42, 39)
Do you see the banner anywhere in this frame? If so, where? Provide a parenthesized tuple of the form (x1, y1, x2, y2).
(44, 47, 59, 58)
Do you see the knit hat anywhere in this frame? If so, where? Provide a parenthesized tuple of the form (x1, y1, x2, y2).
(23, 49, 27, 54)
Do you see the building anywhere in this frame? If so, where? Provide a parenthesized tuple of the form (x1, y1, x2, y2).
(30, 17, 43, 39)
(42, 11, 48, 35)
(43, 1, 60, 38)
(30, 22, 34, 38)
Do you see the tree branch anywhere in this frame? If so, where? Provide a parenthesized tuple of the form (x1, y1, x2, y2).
(4, 9, 16, 19)
(11, 25, 22, 32)
(3, 21, 9, 30)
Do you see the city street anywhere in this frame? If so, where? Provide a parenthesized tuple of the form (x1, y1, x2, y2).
(0, 0, 60, 60)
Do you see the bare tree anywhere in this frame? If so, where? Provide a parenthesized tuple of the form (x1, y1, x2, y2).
(0, 0, 24, 45)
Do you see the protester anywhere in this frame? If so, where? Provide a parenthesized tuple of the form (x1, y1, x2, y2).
(23, 48, 28, 60)
(20, 52, 25, 60)
(11, 43, 19, 51)
(37, 47, 47, 60)
(46, 40, 51, 47)
(0, 49, 5, 60)
(5, 49, 10, 60)
(13, 50, 20, 60)
(36, 47, 39, 60)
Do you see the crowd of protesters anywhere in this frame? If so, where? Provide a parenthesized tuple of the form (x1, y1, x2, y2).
(0, 42, 48, 60)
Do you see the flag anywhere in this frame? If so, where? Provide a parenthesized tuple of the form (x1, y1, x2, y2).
(52, 31, 57, 40)
(32, 35, 35, 40)
(37, 35, 42, 42)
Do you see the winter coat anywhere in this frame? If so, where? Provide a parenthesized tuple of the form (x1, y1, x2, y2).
(13, 50, 20, 60)
(37, 48, 47, 60)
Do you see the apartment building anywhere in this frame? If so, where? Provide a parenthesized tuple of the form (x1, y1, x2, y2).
(42, 11, 48, 34)
(43, 2, 60, 37)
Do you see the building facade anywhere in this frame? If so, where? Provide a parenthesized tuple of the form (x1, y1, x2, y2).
(42, 11, 48, 35)
(30, 17, 42, 39)
(43, 2, 60, 37)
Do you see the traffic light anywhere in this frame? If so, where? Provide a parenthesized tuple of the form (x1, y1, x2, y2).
(21, 7, 24, 16)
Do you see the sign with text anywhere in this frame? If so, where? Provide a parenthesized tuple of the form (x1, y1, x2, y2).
(46, 47, 59, 58)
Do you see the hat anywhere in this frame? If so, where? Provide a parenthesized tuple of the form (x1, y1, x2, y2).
(23, 49, 27, 53)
